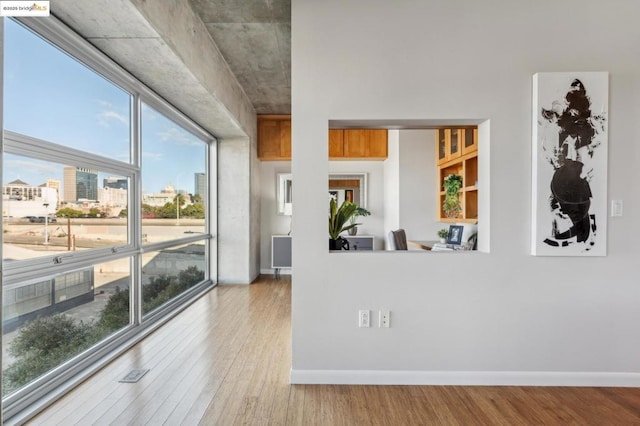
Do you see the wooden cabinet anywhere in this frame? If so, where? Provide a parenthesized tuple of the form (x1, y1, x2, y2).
(328, 129, 344, 157)
(258, 115, 291, 160)
(437, 127, 477, 165)
(462, 127, 478, 155)
(437, 127, 478, 222)
(258, 120, 388, 161)
(329, 129, 388, 160)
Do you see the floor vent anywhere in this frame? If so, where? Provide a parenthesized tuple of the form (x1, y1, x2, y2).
(119, 369, 150, 383)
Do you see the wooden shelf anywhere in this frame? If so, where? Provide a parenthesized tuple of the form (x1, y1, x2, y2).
(436, 127, 478, 222)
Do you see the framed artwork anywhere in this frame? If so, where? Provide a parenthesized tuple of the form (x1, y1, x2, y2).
(531, 72, 608, 256)
(447, 225, 464, 245)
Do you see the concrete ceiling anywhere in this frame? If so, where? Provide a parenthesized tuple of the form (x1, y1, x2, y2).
(189, 0, 291, 115)
(51, 0, 290, 138)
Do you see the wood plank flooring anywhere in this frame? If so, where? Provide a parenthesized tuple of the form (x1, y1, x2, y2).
(31, 276, 640, 425)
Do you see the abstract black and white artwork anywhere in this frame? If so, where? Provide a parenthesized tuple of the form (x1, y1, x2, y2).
(532, 72, 608, 256)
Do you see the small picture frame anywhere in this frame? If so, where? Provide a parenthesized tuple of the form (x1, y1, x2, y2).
(447, 225, 464, 245)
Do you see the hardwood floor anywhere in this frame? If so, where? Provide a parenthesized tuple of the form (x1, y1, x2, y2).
(31, 276, 640, 425)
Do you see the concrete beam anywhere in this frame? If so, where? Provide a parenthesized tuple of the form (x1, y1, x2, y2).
(52, 0, 256, 139)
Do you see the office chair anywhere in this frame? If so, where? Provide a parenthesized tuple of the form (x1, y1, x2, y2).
(388, 229, 408, 250)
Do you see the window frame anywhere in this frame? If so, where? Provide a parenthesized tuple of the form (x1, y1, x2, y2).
(1, 16, 218, 420)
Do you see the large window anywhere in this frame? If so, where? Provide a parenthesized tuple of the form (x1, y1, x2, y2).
(1, 17, 215, 415)
(3, 152, 130, 261)
(141, 103, 207, 244)
(3, 19, 131, 161)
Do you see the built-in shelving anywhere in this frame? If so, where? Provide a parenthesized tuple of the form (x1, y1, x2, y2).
(437, 128, 478, 223)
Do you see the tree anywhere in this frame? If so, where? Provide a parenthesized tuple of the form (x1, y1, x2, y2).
(142, 203, 155, 215)
(157, 202, 178, 218)
(119, 208, 128, 218)
(179, 266, 205, 286)
(56, 207, 83, 218)
(96, 288, 130, 332)
(87, 207, 103, 218)
(3, 266, 204, 396)
(181, 203, 204, 218)
(3, 315, 96, 395)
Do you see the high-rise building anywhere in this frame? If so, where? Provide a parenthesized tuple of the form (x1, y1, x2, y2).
(103, 177, 128, 190)
(194, 172, 206, 198)
(63, 167, 98, 202)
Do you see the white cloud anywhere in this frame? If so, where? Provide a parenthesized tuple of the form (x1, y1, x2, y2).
(4, 159, 59, 186)
(95, 99, 113, 108)
(157, 127, 202, 146)
(6, 159, 58, 175)
(143, 151, 164, 161)
(97, 110, 128, 127)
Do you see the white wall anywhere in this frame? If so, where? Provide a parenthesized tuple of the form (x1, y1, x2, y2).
(259, 161, 292, 274)
(259, 159, 387, 272)
(398, 129, 438, 241)
(383, 130, 400, 238)
(291, 0, 640, 385)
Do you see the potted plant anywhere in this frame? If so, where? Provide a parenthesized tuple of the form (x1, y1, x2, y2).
(437, 228, 448, 244)
(442, 174, 463, 219)
(329, 198, 358, 250)
(348, 206, 371, 236)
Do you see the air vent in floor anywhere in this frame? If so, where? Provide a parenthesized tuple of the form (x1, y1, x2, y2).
(119, 369, 150, 383)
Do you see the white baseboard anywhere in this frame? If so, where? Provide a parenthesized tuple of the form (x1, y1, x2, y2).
(290, 369, 640, 387)
(260, 268, 292, 275)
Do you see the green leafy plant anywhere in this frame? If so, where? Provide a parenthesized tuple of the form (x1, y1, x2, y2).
(3, 266, 204, 396)
(437, 228, 449, 239)
(349, 206, 371, 226)
(329, 198, 359, 240)
(56, 207, 83, 218)
(442, 174, 463, 218)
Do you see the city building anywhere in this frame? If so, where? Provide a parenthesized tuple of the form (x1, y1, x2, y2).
(2, 180, 58, 217)
(1, 1, 639, 424)
(63, 166, 98, 202)
(194, 172, 206, 198)
(98, 186, 127, 217)
(103, 177, 128, 190)
(142, 184, 181, 207)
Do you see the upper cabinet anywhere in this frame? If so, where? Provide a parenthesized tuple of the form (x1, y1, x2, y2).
(328, 129, 344, 158)
(330, 129, 388, 160)
(437, 127, 477, 165)
(258, 115, 291, 161)
(258, 118, 389, 161)
(462, 127, 478, 155)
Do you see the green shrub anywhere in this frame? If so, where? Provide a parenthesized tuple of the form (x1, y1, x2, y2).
(3, 266, 204, 396)
(3, 314, 96, 395)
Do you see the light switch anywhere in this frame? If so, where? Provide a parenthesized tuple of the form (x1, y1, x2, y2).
(611, 200, 623, 217)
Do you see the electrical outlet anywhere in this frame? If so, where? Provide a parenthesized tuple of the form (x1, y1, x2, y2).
(611, 200, 623, 217)
(358, 310, 370, 328)
(379, 310, 390, 328)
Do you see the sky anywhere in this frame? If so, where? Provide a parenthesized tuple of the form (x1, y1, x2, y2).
(3, 19, 207, 195)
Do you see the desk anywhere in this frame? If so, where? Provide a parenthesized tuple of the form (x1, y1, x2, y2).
(407, 240, 438, 250)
